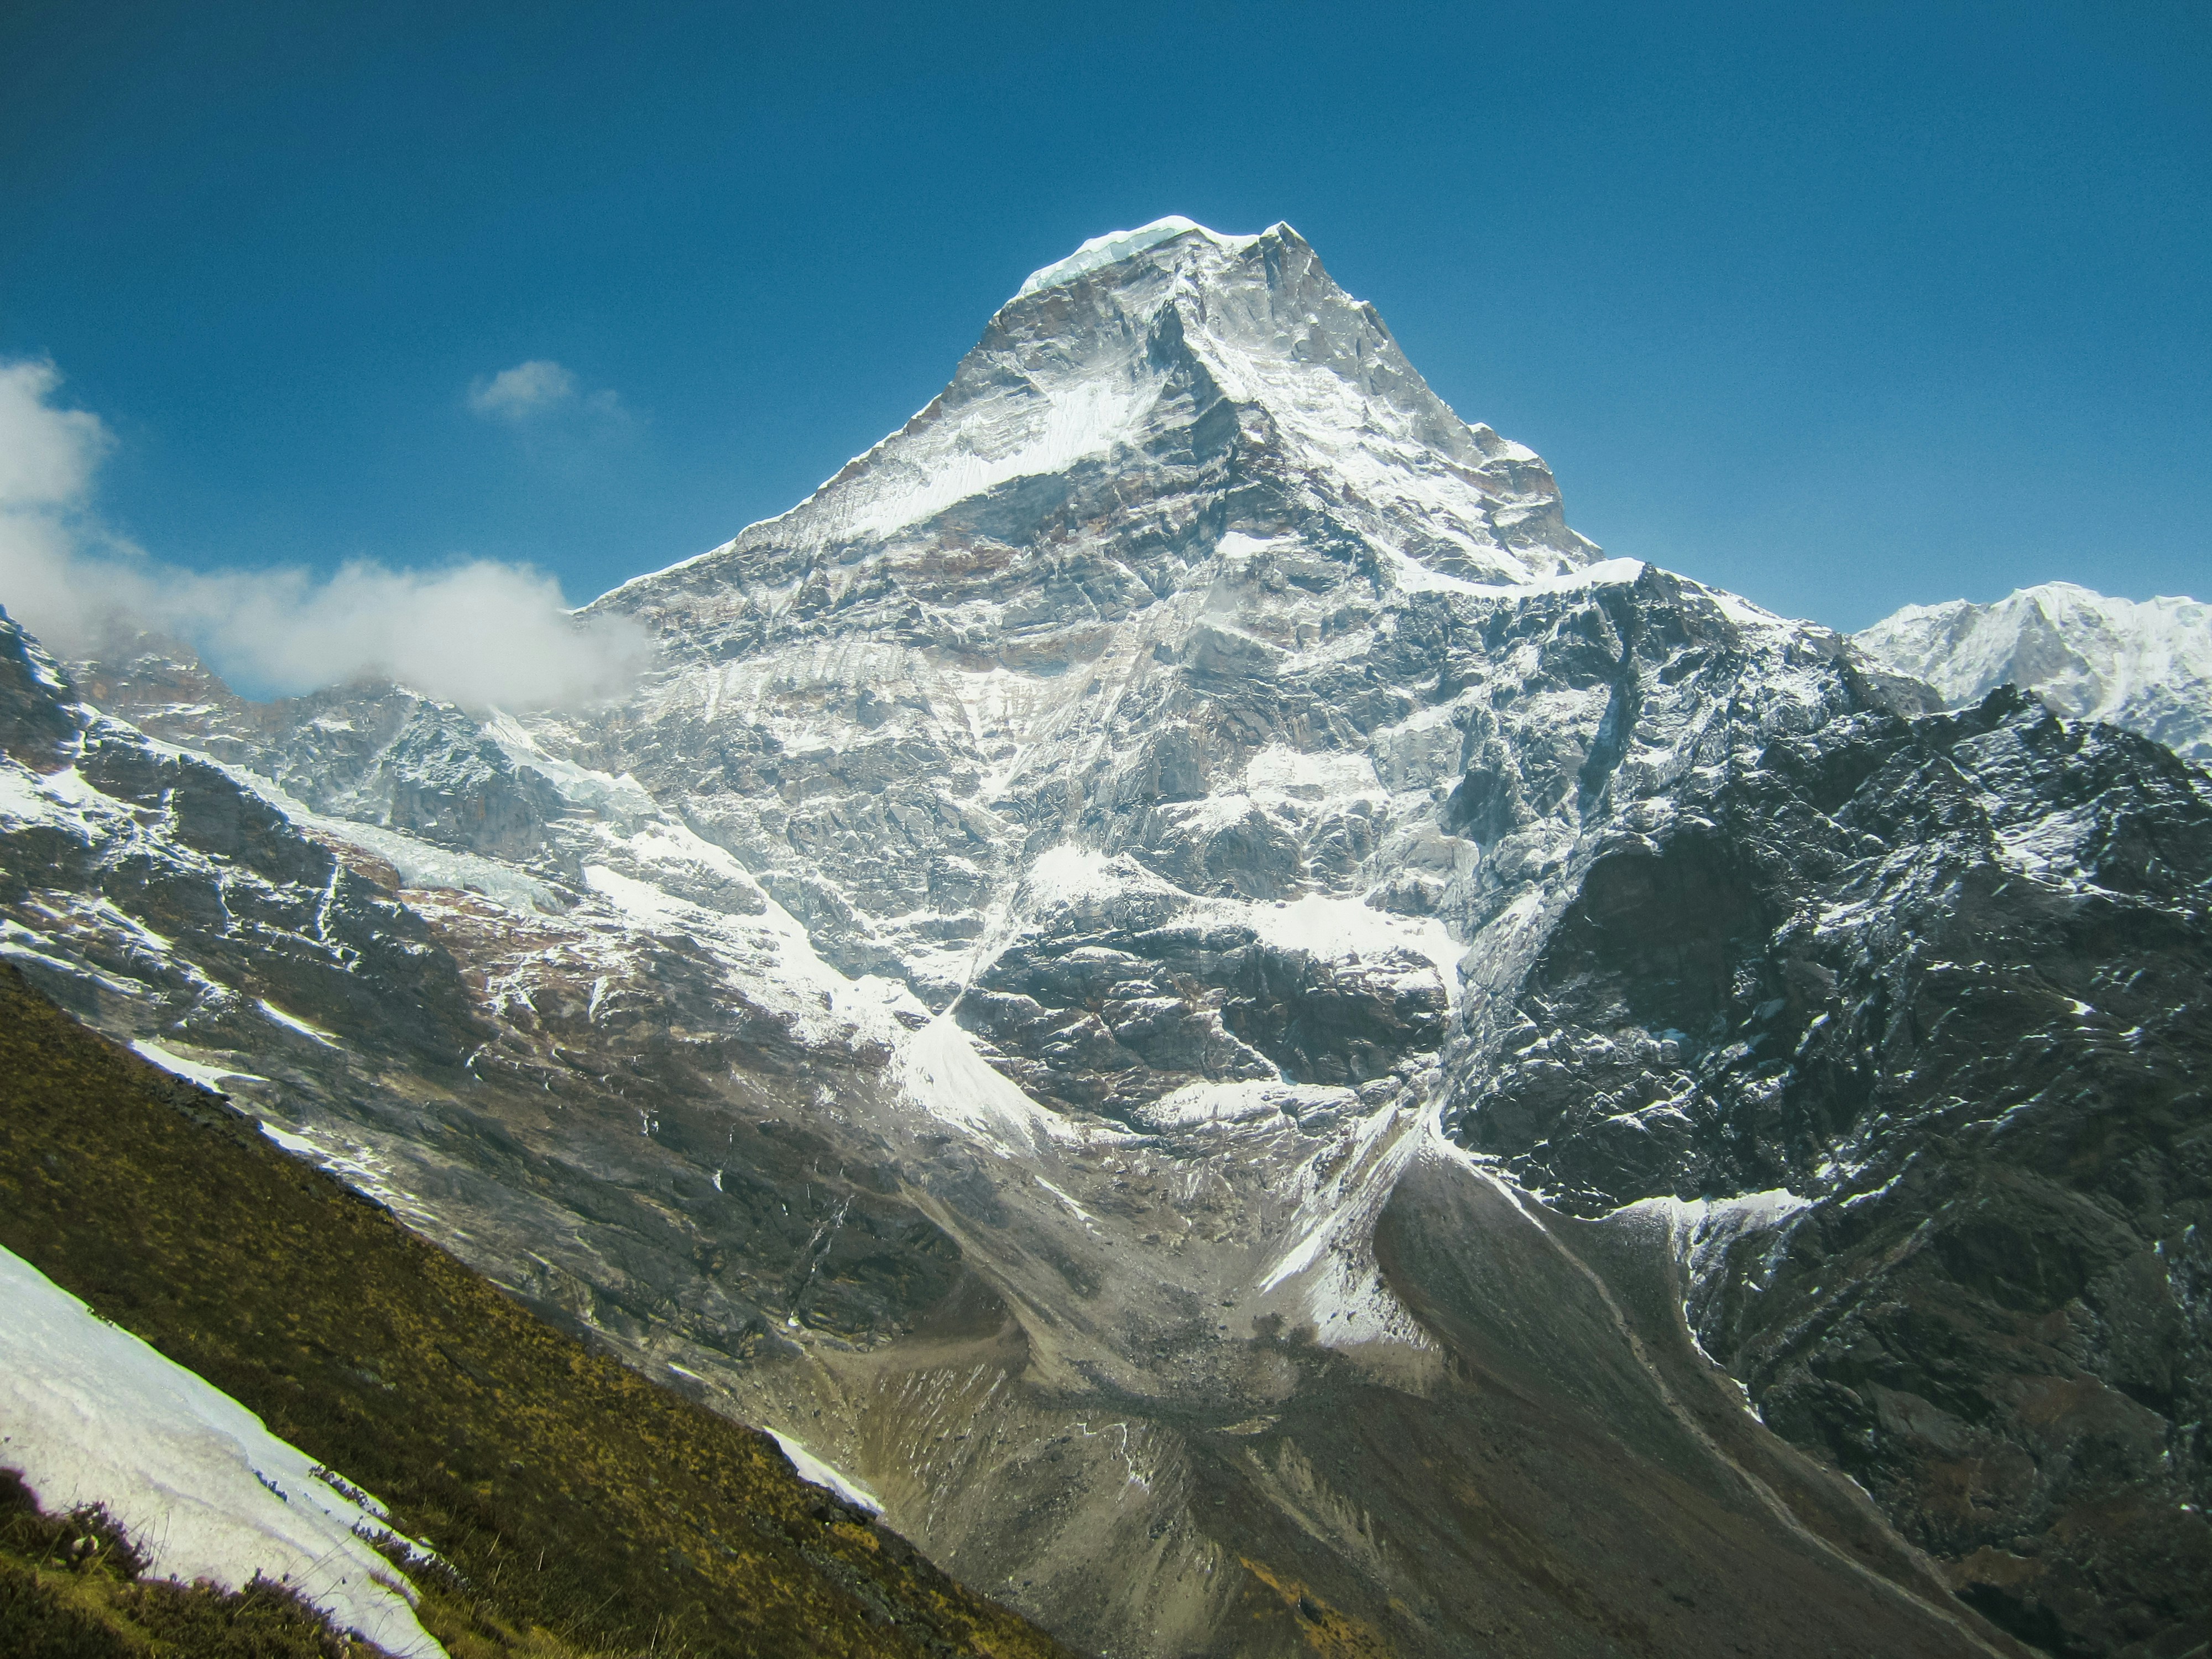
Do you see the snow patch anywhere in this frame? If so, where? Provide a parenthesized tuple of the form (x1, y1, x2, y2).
(1243, 891, 1460, 986)
(895, 1015, 1074, 1151)
(1135, 1079, 1352, 1132)
(843, 375, 1153, 539)
(130, 1040, 265, 1093)
(1457, 556, 1648, 600)
(1021, 844, 1131, 909)
(0, 762, 93, 831)
(763, 1429, 883, 1514)
(0, 1245, 445, 1658)
(1240, 744, 1380, 800)
(580, 858, 924, 1046)
(254, 1121, 440, 1228)
(257, 999, 340, 1048)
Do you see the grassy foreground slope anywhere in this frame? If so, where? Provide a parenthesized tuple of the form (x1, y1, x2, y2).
(0, 963, 1079, 1659)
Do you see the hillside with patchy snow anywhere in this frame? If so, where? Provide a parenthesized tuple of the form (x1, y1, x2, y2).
(0, 1246, 447, 1658)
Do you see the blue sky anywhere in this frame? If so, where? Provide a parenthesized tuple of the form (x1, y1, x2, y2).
(4, 0, 2207, 646)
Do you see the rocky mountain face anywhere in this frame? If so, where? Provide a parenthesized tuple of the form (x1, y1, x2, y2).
(1858, 582, 2212, 762)
(4, 219, 2208, 1659)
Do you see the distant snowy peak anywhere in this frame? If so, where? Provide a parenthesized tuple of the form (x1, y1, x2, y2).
(1855, 581, 2212, 761)
(602, 218, 1595, 622)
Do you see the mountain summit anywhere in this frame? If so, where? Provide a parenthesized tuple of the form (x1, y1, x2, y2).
(604, 218, 1595, 638)
(1015, 213, 1251, 295)
(581, 217, 1617, 1012)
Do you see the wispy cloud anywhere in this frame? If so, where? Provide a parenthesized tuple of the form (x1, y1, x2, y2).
(468, 358, 576, 420)
(0, 359, 650, 710)
(466, 358, 626, 425)
(0, 360, 113, 508)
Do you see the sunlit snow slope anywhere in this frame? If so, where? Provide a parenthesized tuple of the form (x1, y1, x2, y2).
(0, 1245, 447, 1658)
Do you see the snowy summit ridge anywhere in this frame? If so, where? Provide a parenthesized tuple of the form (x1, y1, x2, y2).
(1015, 215, 1264, 296)
(1858, 580, 2212, 761)
(571, 213, 1615, 1021)
(603, 215, 1597, 643)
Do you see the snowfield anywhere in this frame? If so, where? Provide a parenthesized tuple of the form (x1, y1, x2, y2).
(0, 1245, 447, 1659)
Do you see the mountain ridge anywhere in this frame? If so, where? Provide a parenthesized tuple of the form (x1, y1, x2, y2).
(1858, 581, 2212, 763)
(594, 217, 1595, 624)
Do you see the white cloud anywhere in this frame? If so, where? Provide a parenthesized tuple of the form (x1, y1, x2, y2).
(0, 361, 112, 508)
(467, 358, 578, 421)
(462, 359, 630, 428)
(0, 359, 650, 711)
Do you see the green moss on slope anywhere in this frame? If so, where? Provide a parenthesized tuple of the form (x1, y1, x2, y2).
(0, 964, 1078, 1659)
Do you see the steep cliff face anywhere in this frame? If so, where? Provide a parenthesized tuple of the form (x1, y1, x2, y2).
(6, 220, 2208, 1659)
(0, 610, 85, 769)
(1445, 665, 2212, 1652)
(573, 222, 1594, 1005)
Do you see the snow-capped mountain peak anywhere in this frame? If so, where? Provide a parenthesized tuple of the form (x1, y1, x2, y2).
(1856, 580, 2212, 760)
(12, 213, 2212, 1659)
(601, 219, 1596, 657)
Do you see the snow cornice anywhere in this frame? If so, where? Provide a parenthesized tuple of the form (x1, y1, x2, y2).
(1014, 216, 1284, 299)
